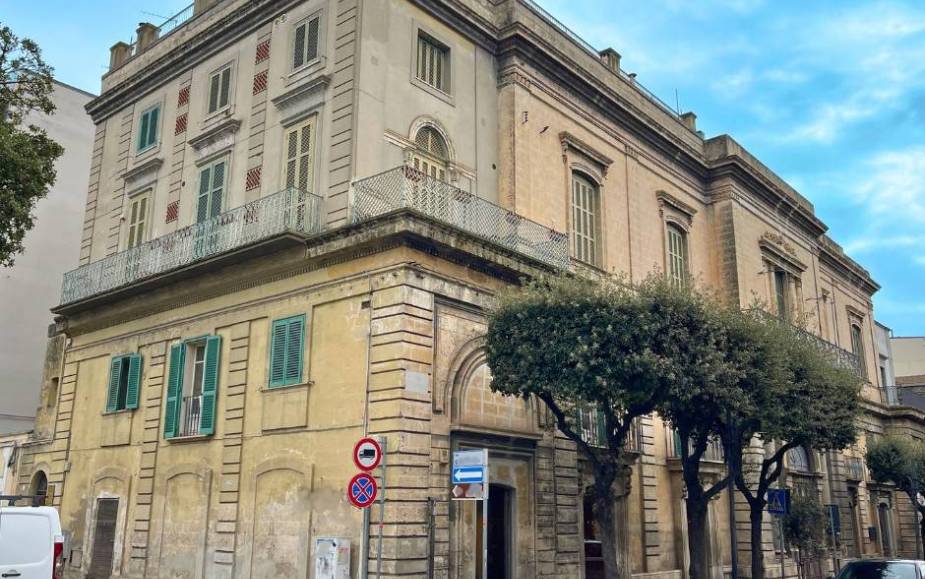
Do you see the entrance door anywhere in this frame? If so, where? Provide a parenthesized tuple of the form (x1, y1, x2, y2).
(88, 498, 119, 578)
(476, 484, 512, 579)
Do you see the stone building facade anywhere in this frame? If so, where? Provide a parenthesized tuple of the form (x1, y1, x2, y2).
(13, 0, 925, 578)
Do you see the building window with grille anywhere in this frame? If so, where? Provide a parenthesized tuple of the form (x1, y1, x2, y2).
(293, 14, 322, 70)
(416, 33, 450, 93)
(126, 192, 150, 249)
(666, 223, 688, 287)
(207, 64, 233, 115)
(164, 336, 222, 438)
(105, 354, 142, 413)
(283, 116, 317, 192)
(136, 104, 160, 153)
(850, 322, 867, 379)
(410, 126, 449, 180)
(571, 173, 601, 266)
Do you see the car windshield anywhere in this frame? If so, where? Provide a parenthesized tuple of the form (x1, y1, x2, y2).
(839, 562, 918, 579)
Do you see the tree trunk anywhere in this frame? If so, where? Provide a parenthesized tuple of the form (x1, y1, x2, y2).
(750, 502, 767, 579)
(593, 488, 629, 579)
(686, 494, 712, 579)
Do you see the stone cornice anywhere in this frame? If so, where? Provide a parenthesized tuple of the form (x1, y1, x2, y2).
(559, 131, 614, 176)
(86, 0, 304, 123)
(818, 235, 880, 295)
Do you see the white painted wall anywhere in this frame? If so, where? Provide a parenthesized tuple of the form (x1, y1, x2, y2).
(0, 81, 94, 431)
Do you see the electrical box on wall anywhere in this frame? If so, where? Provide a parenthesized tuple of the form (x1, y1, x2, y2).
(314, 537, 351, 579)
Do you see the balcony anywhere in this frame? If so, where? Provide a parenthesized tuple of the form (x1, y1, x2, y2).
(846, 456, 866, 481)
(669, 428, 725, 462)
(351, 167, 570, 270)
(59, 189, 322, 305)
(576, 407, 642, 453)
(789, 322, 862, 376)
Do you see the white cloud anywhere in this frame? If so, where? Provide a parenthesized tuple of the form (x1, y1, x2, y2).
(844, 235, 925, 255)
(853, 148, 925, 225)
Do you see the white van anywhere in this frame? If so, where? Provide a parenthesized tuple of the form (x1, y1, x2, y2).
(0, 505, 65, 579)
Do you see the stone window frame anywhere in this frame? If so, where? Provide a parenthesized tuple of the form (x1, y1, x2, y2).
(560, 132, 612, 269)
(134, 98, 165, 159)
(847, 308, 868, 380)
(759, 238, 807, 321)
(202, 58, 238, 125)
(288, 7, 327, 81)
(123, 188, 152, 250)
(656, 190, 697, 286)
(410, 20, 455, 106)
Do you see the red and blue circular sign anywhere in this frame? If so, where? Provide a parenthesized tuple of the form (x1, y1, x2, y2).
(348, 473, 378, 509)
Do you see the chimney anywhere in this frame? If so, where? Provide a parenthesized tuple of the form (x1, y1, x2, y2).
(627, 72, 637, 84)
(194, 0, 219, 15)
(135, 23, 160, 54)
(599, 48, 621, 73)
(680, 112, 697, 132)
(109, 42, 132, 70)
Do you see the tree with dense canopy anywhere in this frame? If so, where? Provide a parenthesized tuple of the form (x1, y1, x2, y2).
(0, 25, 62, 268)
(720, 314, 861, 579)
(486, 274, 731, 579)
(866, 436, 925, 556)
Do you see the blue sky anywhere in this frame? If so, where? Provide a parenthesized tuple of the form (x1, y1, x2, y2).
(3, 0, 924, 335)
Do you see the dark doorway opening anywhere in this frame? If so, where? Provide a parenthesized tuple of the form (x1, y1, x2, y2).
(88, 498, 119, 579)
(477, 484, 512, 579)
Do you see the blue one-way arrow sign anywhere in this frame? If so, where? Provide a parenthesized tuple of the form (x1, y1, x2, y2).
(452, 466, 485, 484)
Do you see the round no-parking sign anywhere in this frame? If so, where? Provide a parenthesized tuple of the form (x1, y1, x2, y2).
(348, 473, 378, 509)
(353, 437, 383, 471)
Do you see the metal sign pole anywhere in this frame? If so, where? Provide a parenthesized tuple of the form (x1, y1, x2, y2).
(779, 515, 786, 579)
(361, 506, 371, 579)
(375, 438, 387, 579)
(482, 449, 489, 579)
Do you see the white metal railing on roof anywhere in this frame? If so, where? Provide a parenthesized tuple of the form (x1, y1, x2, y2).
(518, 0, 683, 120)
(59, 189, 322, 305)
(351, 166, 570, 269)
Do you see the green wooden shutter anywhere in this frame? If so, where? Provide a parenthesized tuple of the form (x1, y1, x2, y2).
(595, 408, 607, 447)
(269, 319, 288, 388)
(199, 335, 222, 435)
(293, 22, 306, 69)
(125, 354, 143, 410)
(164, 343, 185, 438)
(138, 113, 150, 152)
(147, 107, 159, 148)
(106, 357, 123, 413)
(210, 160, 225, 218)
(197, 166, 212, 223)
(285, 317, 305, 384)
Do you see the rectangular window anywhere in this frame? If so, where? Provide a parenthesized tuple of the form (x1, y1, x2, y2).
(137, 105, 160, 152)
(126, 193, 150, 249)
(207, 65, 233, 114)
(197, 157, 227, 223)
(774, 269, 789, 320)
(292, 15, 321, 70)
(416, 33, 450, 93)
(666, 225, 688, 288)
(850, 323, 868, 379)
(571, 174, 600, 266)
(164, 336, 221, 438)
(105, 354, 142, 412)
(269, 315, 306, 388)
(283, 117, 316, 192)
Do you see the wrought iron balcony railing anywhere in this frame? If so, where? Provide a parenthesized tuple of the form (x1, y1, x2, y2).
(576, 407, 642, 453)
(669, 428, 725, 462)
(60, 189, 322, 305)
(789, 322, 862, 376)
(351, 167, 570, 270)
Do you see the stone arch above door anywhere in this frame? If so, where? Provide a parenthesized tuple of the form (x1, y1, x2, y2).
(446, 337, 541, 435)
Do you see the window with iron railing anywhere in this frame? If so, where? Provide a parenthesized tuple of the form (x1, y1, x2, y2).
(416, 33, 450, 93)
(165, 336, 221, 438)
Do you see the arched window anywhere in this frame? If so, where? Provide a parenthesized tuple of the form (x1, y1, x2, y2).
(666, 223, 688, 287)
(571, 173, 601, 266)
(410, 126, 449, 181)
(850, 323, 867, 378)
(786, 447, 811, 473)
(30, 470, 48, 504)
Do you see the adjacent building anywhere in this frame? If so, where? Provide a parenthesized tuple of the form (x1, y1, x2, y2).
(12, 1, 925, 578)
(891, 336, 925, 408)
(0, 80, 95, 435)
